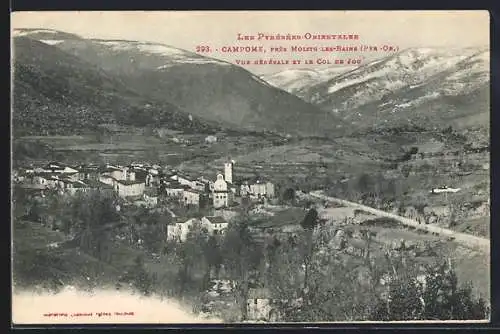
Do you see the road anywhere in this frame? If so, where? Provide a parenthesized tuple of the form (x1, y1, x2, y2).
(308, 190, 490, 253)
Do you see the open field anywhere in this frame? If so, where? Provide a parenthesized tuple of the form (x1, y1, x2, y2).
(14, 131, 285, 166)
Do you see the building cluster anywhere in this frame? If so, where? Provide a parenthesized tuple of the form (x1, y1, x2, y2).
(13, 159, 275, 206)
(13, 159, 277, 242)
(12, 161, 159, 203)
(160, 159, 275, 209)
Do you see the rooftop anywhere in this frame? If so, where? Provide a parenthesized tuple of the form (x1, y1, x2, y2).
(85, 179, 114, 189)
(101, 166, 122, 173)
(184, 188, 203, 194)
(205, 216, 227, 225)
(17, 184, 49, 190)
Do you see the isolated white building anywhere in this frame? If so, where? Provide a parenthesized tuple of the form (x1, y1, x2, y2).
(205, 135, 218, 144)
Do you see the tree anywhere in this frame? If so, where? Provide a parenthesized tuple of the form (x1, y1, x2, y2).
(121, 255, 153, 296)
(358, 173, 374, 194)
(176, 221, 209, 294)
(300, 208, 320, 302)
(266, 235, 306, 321)
(282, 188, 296, 203)
(204, 235, 223, 280)
(371, 259, 489, 321)
(67, 190, 121, 262)
(221, 215, 261, 320)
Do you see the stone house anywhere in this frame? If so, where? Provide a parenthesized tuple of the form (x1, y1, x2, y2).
(166, 216, 228, 242)
(183, 188, 202, 206)
(115, 179, 145, 198)
(202, 216, 228, 235)
(166, 217, 198, 242)
(163, 181, 186, 198)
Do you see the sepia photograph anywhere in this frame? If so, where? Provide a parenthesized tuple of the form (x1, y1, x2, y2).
(10, 10, 490, 324)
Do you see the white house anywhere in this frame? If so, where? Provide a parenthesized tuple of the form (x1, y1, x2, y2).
(205, 135, 218, 144)
(166, 218, 209, 242)
(146, 172, 161, 187)
(64, 180, 92, 195)
(240, 182, 251, 197)
(202, 216, 229, 235)
(164, 183, 186, 198)
(104, 165, 136, 182)
(115, 179, 145, 198)
(170, 173, 198, 189)
(183, 188, 202, 206)
(248, 180, 275, 199)
(167, 216, 229, 242)
(99, 175, 115, 186)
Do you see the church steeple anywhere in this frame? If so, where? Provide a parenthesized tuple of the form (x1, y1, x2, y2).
(224, 159, 234, 184)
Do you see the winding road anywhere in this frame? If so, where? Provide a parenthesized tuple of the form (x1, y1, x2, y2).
(308, 190, 490, 253)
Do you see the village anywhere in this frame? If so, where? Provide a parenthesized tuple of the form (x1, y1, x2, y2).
(11, 153, 489, 322)
(12, 159, 290, 320)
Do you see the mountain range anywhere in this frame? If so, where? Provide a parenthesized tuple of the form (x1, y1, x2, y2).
(262, 47, 490, 131)
(12, 28, 344, 138)
(11, 28, 489, 138)
(260, 66, 356, 97)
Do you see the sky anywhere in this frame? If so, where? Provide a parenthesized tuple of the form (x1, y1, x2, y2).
(11, 11, 490, 74)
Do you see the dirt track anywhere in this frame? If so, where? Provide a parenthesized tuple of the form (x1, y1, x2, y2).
(309, 190, 490, 253)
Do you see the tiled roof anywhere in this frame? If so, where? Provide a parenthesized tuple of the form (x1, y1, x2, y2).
(164, 181, 184, 189)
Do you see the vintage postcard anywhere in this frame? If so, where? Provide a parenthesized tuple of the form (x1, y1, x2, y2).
(11, 10, 490, 324)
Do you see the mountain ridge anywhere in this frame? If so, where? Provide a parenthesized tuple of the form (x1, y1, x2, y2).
(275, 46, 490, 130)
(12, 36, 218, 136)
(13, 28, 345, 137)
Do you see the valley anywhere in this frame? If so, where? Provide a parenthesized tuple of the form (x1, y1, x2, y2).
(11, 26, 490, 323)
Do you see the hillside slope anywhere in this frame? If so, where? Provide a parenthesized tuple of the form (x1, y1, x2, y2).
(12, 35, 216, 136)
(14, 28, 345, 137)
(296, 47, 490, 130)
